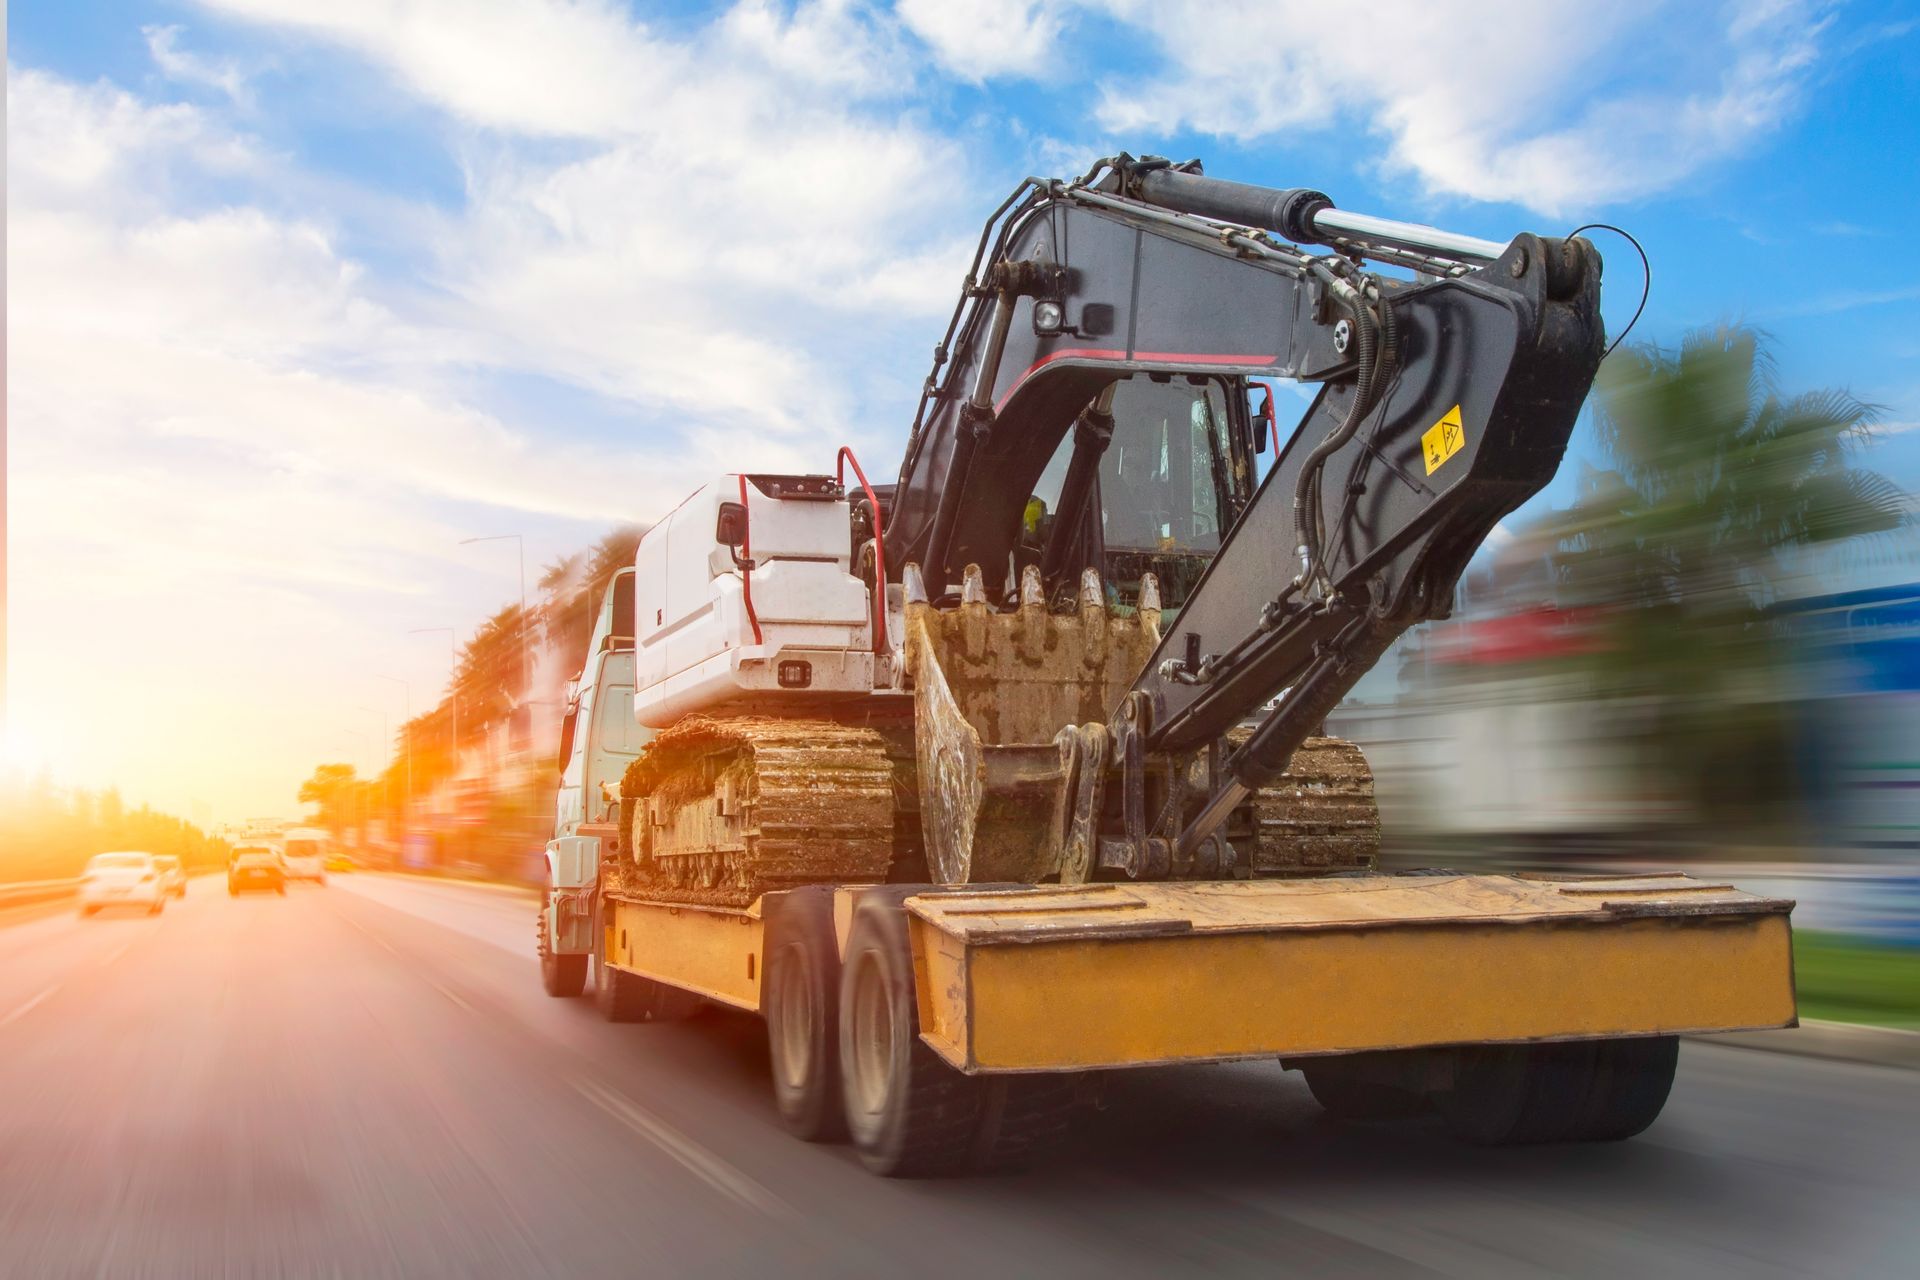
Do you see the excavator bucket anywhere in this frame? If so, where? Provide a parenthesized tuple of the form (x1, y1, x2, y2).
(905, 563, 1159, 884)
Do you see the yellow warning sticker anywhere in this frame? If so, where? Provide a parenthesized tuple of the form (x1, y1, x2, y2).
(1421, 404, 1466, 475)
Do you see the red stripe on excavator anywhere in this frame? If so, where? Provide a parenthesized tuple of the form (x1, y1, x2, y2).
(994, 347, 1279, 413)
(994, 347, 1126, 413)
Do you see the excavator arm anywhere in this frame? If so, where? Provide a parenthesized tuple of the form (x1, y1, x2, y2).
(890, 155, 1606, 865)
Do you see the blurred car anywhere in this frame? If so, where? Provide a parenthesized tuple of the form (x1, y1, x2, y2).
(281, 828, 328, 886)
(79, 852, 166, 916)
(322, 851, 355, 874)
(152, 854, 187, 899)
(227, 845, 287, 896)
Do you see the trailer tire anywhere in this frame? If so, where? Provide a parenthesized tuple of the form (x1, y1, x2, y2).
(538, 888, 588, 999)
(1301, 1059, 1429, 1121)
(839, 891, 983, 1176)
(764, 888, 846, 1142)
(968, 1075, 1078, 1173)
(1439, 1036, 1678, 1145)
(592, 898, 702, 1024)
(1569, 1035, 1678, 1141)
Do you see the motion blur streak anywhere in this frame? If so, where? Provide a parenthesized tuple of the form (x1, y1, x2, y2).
(0, 874, 1913, 1277)
(1336, 325, 1919, 870)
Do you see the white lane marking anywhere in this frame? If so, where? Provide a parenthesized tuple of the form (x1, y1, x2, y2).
(0, 984, 60, 1030)
(572, 1077, 797, 1223)
(427, 979, 474, 1013)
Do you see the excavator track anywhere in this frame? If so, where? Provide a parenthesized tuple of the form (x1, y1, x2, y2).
(619, 716, 894, 908)
(1241, 735, 1381, 875)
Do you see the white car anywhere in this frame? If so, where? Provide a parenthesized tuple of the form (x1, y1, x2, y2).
(281, 830, 328, 885)
(79, 852, 166, 916)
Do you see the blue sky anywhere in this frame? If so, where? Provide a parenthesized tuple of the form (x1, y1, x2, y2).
(7, 1, 1919, 818)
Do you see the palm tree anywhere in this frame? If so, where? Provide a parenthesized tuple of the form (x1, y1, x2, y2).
(1540, 324, 1910, 827)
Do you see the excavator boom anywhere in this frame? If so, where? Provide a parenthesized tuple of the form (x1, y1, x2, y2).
(890, 155, 1605, 862)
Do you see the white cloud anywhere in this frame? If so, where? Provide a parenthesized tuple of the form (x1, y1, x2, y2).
(1090, 0, 1827, 214)
(897, 0, 1065, 79)
(144, 24, 254, 105)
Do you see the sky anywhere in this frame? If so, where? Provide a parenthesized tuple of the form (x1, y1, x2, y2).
(6, 0, 1919, 823)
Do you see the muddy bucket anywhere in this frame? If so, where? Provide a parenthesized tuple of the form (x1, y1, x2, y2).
(905, 562, 1160, 885)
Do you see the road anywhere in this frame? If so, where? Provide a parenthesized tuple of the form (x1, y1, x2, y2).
(1, 874, 1912, 1278)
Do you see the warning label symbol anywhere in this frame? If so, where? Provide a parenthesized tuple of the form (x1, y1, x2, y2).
(1421, 404, 1466, 475)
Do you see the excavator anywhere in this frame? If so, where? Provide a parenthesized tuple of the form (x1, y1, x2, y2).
(537, 156, 1795, 1176)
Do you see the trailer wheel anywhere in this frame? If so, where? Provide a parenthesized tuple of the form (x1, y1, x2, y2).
(1300, 1059, 1429, 1121)
(538, 888, 587, 999)
(839, 892, 984, 1176)
(1439, 1037, 1678, 1144)
(764, 888, 846, 1142)
(591, 898, 701, 1024)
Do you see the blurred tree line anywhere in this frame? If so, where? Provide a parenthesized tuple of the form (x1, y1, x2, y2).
(0, 773, 229, 881)
(300, 524, 647, 878)
(1527, 323, 1910, 832)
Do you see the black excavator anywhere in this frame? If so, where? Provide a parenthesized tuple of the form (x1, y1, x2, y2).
(561, 155, 1790, 1176)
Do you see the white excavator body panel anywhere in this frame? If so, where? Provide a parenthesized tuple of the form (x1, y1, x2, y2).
(632, 475, 873, 729)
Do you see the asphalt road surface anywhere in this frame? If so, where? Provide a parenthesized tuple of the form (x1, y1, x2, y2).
(2, 874, 1912, 1278)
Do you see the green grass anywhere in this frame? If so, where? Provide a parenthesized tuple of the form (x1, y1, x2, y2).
(1793, 930, 1920, 1030)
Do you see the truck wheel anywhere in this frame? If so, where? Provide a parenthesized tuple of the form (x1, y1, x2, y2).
(538, 888, 587, 999)
(591, 898, 701, 1023)
(968, 1075, 1078, 1173)
(1301, 1058, 1429, 1121)
(1439, 1037, 1678, 1144)
(1568, 1035, 1679, 1141)
(764, 888, 846, 1142)
(839, 892, 984, 1176)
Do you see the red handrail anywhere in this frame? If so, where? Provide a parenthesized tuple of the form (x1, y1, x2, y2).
(736, 474, 762, 645)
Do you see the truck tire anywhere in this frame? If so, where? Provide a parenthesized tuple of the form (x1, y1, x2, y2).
(1439, 1036, 1678, 1144)
(839, 891, 984, 1176)
(538, 888, 588, 999)
(1300, 1058, 1429, 1121)
(763, 888, 846, 1142)
(838, 889, 1078, 1177)
(591, 898, 701, 1024)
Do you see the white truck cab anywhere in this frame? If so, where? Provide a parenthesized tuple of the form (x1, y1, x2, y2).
(543, 568, 651, 961)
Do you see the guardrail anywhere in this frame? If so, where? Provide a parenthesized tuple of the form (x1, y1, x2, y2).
(0, 877, 83, 908)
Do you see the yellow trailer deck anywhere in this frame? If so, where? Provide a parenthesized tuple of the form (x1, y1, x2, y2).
(904, 873, 1795, 1073)
(603, 870, 1794, 1073)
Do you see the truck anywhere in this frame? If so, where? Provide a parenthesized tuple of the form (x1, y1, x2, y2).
(537, 156, 1797, 1176)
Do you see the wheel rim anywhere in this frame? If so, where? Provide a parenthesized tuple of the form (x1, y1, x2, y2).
(771, 943, 812, 1089)
(848, 952, 894, 1118)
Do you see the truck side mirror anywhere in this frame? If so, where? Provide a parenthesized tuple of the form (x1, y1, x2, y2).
(715, 502, 747, 548)
(557, 703, 579, 777)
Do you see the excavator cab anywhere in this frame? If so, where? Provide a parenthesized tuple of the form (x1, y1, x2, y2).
(1021, 374, 1256, 613)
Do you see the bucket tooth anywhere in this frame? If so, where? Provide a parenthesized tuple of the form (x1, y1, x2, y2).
(1019, 564, 1046, 609)
(1016, 564, 1048, 660)
(1079, 568, 1105, 613)
(903, 562, 930, 606)
(961, 563, 989, 608)
(1139, 572, 1163, 635)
